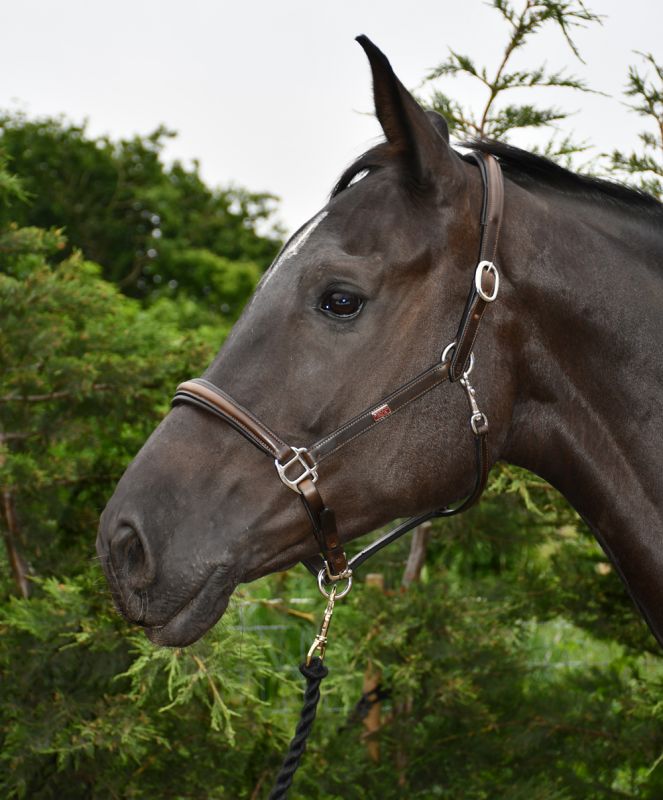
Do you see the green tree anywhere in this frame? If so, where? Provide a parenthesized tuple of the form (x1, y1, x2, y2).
(0, 153, 300, 799)
(0, 154, 215, 592)
(607, 52, 663, 199)
(0, 115, 282, 311)
(421, 0, 601, 160)
(0, 570, 306, 799)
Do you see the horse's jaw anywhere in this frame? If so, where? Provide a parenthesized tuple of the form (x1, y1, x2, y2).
(142, 566, 237, 647)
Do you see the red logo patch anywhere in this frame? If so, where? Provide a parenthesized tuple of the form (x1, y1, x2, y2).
(371, 404, 392, 422)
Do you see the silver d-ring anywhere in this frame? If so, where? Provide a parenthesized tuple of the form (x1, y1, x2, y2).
(317, 569, 353, 600)
(474, 260, 499, 302)
(442, 341, 475, 376)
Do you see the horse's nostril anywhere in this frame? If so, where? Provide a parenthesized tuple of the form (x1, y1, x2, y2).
(109, 523, 156, 590)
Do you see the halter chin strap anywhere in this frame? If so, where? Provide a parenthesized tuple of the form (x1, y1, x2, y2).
(171, 151, 504, 585)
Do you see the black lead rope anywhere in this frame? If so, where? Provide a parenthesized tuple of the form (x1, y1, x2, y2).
(268, 580, 341, 799)
(268, 657, 329, 800)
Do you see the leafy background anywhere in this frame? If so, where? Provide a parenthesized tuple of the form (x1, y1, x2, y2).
(1, 2, 662, 798)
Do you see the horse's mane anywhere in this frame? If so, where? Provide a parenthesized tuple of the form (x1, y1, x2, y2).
(331, 143, 392, 197)
(332, 138, 663, 221)
(464, 139, 662, 218)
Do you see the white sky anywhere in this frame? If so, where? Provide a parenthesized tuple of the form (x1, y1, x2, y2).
(2, 0, 661, 234)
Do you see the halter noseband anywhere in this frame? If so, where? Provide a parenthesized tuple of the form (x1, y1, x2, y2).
(172, 151, 504, 592)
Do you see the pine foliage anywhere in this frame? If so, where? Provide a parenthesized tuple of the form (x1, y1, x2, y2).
(607, 52, 663, 199)
(421, 0, 602, 159)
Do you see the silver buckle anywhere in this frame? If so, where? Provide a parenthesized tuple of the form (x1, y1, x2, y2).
(275, 446, 318, 493)
(474, 260, 499, 302)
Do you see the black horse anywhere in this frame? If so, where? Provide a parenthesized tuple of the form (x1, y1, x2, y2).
(98, 37, 663, 651)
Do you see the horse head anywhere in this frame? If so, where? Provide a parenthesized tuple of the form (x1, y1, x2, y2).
(97, 37, 517, 646)
(103, 32, 663, 654)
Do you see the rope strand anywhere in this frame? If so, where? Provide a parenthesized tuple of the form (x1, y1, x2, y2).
(268, 657, 329, 800)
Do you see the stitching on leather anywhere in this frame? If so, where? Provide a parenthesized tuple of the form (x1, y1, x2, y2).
(176, 392, 278, 457)
(193, 380, 284, 444)
(316, 373, 449, 463)
(312, 365, 447, 453)
(464, 302, 489, 362)
(195, 384, 285, 451)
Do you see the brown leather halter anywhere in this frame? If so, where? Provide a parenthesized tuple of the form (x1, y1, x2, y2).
(172, 151, 504, 593)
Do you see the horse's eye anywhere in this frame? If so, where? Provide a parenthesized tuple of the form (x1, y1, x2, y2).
(319, 290, 364, 318)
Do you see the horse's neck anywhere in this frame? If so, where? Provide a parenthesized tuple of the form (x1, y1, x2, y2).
(500, 183, 663, 645)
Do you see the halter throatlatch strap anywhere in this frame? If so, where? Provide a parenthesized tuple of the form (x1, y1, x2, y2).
(171, 152, 504, 582)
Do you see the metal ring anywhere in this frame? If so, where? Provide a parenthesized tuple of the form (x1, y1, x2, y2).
(474, 261, 499, 302)
(441, 341, 474, 376)
(317, 569, 353, 600)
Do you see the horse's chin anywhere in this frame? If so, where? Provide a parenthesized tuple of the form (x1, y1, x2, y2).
(143, 569, 236, 648)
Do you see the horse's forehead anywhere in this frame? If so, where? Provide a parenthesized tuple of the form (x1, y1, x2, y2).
(251, 175, 433, 308)
(329, 174, 436, 256)
(257, 209, 329, 293)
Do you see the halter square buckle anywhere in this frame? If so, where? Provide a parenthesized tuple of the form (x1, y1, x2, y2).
(275, 447, 318, 493)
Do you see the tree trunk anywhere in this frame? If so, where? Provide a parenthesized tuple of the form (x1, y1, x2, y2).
(396, 522, 432, 786)
(402, 521, 431, 588)
(1, 488, 30, 599)
(0, 434, 30, 598)
(362, 572, 384, 763)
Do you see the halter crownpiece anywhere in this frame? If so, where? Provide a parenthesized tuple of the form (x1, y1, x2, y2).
(172, 151, 504, 590)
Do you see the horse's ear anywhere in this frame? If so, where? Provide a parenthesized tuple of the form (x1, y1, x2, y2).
(426, 111, 450, 143)
(356, 35, 455, 184)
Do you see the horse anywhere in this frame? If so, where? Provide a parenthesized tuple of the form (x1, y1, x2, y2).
(97, 36, 663, 654)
